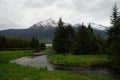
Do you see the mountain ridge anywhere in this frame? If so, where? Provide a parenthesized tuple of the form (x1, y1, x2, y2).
(0, 19, 108, 43)
(30, 19, 108, 30)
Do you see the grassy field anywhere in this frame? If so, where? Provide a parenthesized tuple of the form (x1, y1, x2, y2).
(41, 47, 53, 54)
(0, 50, 114, 80)
(0, 50, 33, 63)
(50, 54, 109, 66)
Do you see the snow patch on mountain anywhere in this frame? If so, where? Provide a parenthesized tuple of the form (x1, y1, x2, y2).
(88, 23, 109, 31)
(30, 19, 109, 31)
(30, 19, 57, 30)
(73, 23, 109, 31)
(35, 19, 57, 27)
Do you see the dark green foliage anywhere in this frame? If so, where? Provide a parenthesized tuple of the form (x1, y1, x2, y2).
(72, 24, 83, 54)
(108, 3, 119, 45)
(0, 36, 7, 50)
(53, 18, 108, 55)
(7, 37, 30, 50)
(87, 24, 97, 53)
(53, 21, 106, 55)
(0, 35, 45, 51)
(110, 3, 119, 25)
(96, 34, 107, 53)
(64, 24, 75, 53)
(53, 18, 75, 54)
(73, 24, 101, 54)
(108, 3, 120, 68)
(30, 37, 40, 52)
(0, 36, 30, 50)
(40, 43, 46, 50)
(53, 18, 67, 54)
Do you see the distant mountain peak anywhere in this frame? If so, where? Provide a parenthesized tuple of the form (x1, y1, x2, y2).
(89, 23, 109, 30)
(30, 19, 108, 31)
(30, 19, 57, 29)
(37, 18, 57, 26)
(0, 19, 108, 41)
(73, 23, 108, 31)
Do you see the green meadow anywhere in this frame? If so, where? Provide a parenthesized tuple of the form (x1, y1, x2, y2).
(0, 50, 114, 80)
(50, 54, 109, 66)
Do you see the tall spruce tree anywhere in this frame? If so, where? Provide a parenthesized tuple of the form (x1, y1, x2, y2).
(65, 24, 75, 53)
(108, 3, 119, 45)
(87, 24, 99, 54)
(108, 4, 119, 45)
(110, 3, 119, 25)
(80, 24, 90, 54)
(72, 25, 82, 54)
(53, 18, 67, 54)
(108, 3, 120, 68)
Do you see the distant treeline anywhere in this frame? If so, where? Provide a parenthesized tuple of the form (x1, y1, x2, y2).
(0, 36, 45, 51)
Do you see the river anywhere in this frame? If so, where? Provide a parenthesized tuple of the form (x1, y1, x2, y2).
(10, 53, 120, 79)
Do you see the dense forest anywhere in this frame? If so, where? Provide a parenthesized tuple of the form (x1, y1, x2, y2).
(53, 18, 106, 55)
(53, 4, 120, 69)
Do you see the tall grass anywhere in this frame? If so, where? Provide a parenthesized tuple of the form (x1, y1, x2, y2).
(50, 54, 109, 66)
(0, 50, 33, 63)
(0, 63, 114, 80)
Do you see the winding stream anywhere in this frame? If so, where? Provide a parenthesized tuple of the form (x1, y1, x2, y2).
(10, 53, 120, 79)
(10, 53, 54, 71)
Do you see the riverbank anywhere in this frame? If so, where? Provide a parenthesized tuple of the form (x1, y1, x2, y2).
(49, 54, 120, 79)
(49, 54, 109, 66)
(0, 50, 118, 80)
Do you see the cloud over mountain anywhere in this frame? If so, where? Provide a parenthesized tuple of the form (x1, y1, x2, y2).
(0, 0, 119, 30)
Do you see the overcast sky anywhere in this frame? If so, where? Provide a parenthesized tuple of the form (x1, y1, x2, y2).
(0, 0, 119, 30)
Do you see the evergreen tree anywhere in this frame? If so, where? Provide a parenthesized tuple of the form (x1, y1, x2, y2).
(96, 34, 107, 54)
(73, 23, 100, 54)
(87, 24, 99, 54)
(80, 24, 89, 54)
(108, 3, 120, 68)
(108, 3, 119, 45)
(110, 3, 119, 25)
(30, 37, 40, 52)
(40, 43, 46, 50)
(0, 36, 7, 50)
(72, 24, 83, 54)
(65, 24, 75, 53)
(53, 18, 67, 54)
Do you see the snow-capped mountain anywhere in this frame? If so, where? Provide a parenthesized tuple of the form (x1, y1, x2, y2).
(88, 23, 109, 31)
(74, 23, 109, 31)
(30, 19, 108, 31)
(30, 19, 57, 30)
(0, 19, 108, 43)
(30, 19, 71, 30)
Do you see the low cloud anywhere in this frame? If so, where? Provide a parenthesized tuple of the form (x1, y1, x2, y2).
(0, 0, 119, 30)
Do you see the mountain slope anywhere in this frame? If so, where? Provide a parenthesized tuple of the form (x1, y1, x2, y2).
(0, 19, 108, 43)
